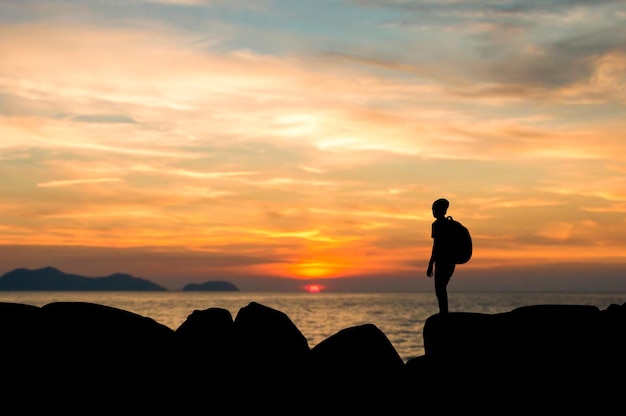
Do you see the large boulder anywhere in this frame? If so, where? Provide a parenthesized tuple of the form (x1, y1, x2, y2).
(0, 301, 44, 343)
(1, 302, 46, 381)
(309, 323, 407, 411)
(310, 323, 404, 378)
(232, 302, 310, 385)
(172, 307, 236, 392)
(407, 303, 626, 410)
(174, 306, 235, 351)
(41, 302, 175, 396)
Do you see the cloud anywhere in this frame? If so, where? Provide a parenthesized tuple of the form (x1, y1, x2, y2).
(62, 114, 137, 124)
(37, 177, 123, 187)
(0, 2, 625, 290)
(347, 0, 626, 101)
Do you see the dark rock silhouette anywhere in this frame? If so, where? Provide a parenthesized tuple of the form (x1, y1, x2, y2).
(182, 280, 239, 291)
(2, 300, 625, 411)
(405, 303, 626, 411)
(0, 266, 167, 291)
(174, 306, 235, 368)
(175, 306, 235, 342)
(310, 322, 404, 378)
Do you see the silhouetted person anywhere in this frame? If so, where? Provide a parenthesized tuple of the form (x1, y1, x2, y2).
(427, 198, 455, 314)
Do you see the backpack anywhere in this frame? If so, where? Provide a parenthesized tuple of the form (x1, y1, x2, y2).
(444, 216, 472, 264)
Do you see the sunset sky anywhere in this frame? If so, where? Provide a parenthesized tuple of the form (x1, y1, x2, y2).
(1, 1, 625, 292)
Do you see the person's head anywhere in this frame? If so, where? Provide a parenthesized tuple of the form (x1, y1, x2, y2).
(432, 198, 449, 218)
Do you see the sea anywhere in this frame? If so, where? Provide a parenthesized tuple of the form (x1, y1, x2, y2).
(2, 291, 625, 363)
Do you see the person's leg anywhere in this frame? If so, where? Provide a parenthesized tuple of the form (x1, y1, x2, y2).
(434, 276, 448, 314)
(434, 262, 455, 314)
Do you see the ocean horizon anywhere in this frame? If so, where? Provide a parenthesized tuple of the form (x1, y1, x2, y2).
(2, 290, 625, 362)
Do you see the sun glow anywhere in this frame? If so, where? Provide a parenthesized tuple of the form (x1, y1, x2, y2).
(289, 261, 339, 278)
(304, 284, 325, 293)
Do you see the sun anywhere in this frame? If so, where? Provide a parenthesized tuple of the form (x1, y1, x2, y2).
(304, 284, 325, 293)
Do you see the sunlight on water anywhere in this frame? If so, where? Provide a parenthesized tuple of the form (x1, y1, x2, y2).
(2, 291, 625, 362)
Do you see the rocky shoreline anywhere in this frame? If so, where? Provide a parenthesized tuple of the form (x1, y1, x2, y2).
(2, 300, 625, 411)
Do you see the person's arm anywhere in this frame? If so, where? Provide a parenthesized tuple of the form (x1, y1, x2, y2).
(427, 237, 437, 277)
(427, 224, 436, 277)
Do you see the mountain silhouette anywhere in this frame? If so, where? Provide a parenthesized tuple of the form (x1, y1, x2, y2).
(0, 266, 167, 291)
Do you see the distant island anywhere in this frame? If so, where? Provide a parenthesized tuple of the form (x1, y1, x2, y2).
(0, 267, 239, 292)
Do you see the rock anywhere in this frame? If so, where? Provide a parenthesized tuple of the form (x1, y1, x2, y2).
(172, 307, 236, 391)
(1, 299, 625, 411)
(406, 303, 626, 410)
(232, 301, 310, 375)
(309, 322, 407, 411)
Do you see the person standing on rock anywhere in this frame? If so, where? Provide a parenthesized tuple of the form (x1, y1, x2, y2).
(427, 198, 456, 314)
